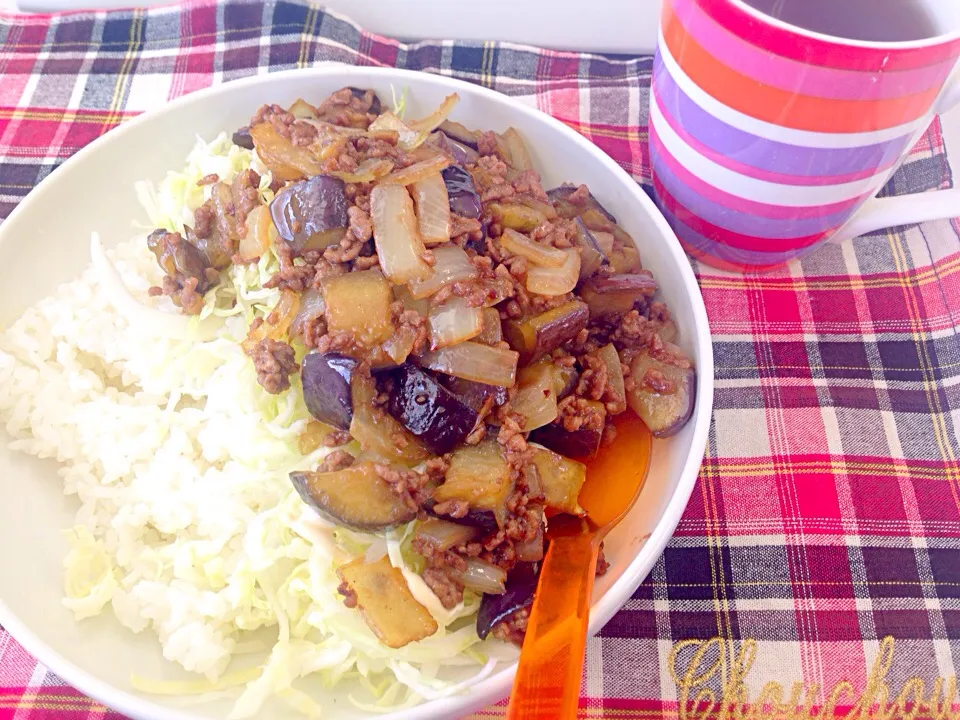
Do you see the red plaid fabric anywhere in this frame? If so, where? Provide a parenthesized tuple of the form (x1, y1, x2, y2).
(2, 1, 960, 718)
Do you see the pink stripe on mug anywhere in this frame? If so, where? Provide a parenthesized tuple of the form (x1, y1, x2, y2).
(651, 0, 960, 271)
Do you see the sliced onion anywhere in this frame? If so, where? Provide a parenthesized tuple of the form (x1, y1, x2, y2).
(382, 154, 451, 187)
(476, 308, 502, 344)
(291, 287, 324, 337)
(500, 228, 569, 268)
(420, 341, 518, 387)
(512, 363, 559, 431)
(330, 158, 394, 184)
(429, 297, 484, 350)
(288, 98, 318, 120)
(249, 122, 325, 181)
(241, 288, 301, 353)
(411, 173, 451, 245)
(502, 127, 533, 171)
(408, 94, 460, 134)
(237, 206, 274, 261)
(407, 245, 477, 300)
(368, 111, 421, 150)
(382, 325, 419, 365)
(526, 248, 580, 296)
(454, 558, 506, 595)
(415, 518, 478, 551)
(370, 184, 432, 284)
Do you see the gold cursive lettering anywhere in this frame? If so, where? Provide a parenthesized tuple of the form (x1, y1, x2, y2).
(673, 637, 960, 720)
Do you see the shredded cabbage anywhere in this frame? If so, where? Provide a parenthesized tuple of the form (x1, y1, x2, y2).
(69, 132, 507, 717)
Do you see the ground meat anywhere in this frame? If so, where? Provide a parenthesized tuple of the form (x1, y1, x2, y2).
(250, 103, 318, 146)
(511, 169, 550, 203)
(576, 353, 609, 402)
(250, 338, 298, 394)
(231, 169, 263, 236)
(642, 368, 675, 394)
(301, 315, 327, 350)
(530, 218, 576, 249)
(337, 580, 358, 608)
(347, 205, 373, 242)
(352, 253, 380, 271)
(320, 449, 355, 472)
(611, 309, 659, 352)
(422, 567, 465, 609)
(323, 231, 369, 264)
(313, 329, 360, 355)
(373, 463, 433, 511)
(432, 499, 470, 519)
(450, 214, 483, 243)
(324, 429, 352, 447)
(193, 202, 215, 239)
(265, 254, 317, 292)
(476, 131, 502, 158)
(596, 543, 610, 576)
(390, 301, 429, 355)
(146, 229, 219, 314)
(197, 173, 219, 186)
(566, 184, 591, 206)
(491, 606, 529, 645)
(556, 395, 606, 433)
(316, 87, 381, 129)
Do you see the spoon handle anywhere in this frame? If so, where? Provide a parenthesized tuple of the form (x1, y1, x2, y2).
(506, 530, 602, 720)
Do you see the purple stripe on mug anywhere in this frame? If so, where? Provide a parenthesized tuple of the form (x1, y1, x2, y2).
(658, 202, 806, 269)
(652, 84, 898, 187)
(649, 142, 858, 238)
(653, 53, 915, 178)
(671, 0, 958, 101)
(648, 128, 868, 221)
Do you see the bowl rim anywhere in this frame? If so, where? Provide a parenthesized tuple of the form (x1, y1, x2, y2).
(0, 63, 713, 720)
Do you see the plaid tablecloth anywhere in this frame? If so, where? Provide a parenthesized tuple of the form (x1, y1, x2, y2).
(2, 1, 960, 718)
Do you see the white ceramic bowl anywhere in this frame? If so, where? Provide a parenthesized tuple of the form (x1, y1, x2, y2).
(0, 65, 712, 720)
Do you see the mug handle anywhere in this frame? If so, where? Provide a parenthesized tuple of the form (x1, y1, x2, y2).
(831, 74, 960, 242)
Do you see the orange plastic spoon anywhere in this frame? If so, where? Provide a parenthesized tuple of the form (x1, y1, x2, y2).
(506, 412, 653, 720)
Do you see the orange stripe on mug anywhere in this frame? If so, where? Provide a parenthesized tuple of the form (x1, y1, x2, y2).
(662, 5, 942, 133)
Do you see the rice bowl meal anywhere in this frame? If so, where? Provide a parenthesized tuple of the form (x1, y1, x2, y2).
(0, 85, 696, 717)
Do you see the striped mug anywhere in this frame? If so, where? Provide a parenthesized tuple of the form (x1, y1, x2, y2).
(650, 0, 960, 271)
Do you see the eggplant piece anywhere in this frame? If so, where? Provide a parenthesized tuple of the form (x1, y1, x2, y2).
(476, 562, 540, 640)
(301, 352, 358, 430)
(552, 364, 579, 399)
(580, 274, 658, 318)
(530, 445, 587, 515)
(438, 119, 480, 148)
(547, 184, 617, 223)
(337, 555, 438, 648)
(386, 364, 479, 455)
(433, 441, 514, 525)
(439, 375, 508, 413)
(488, 203, 547, 233)
(322, 269, 395, 349)
(232, 126, 255, 150)
(441, 165, 482, 219)
(348, 86, 382, 115)
(573, 217, 609, 281)
(423, 500, 500, 535)
(290, 462, 416, 530)
(270, 175, 349, 252)
(529, 400, 606, 458)
(627, 344, 696, 438)
(146, 229, 216, 295)
(431, 131, 480, 165)
(350, 371, 431, 466)
(503, 300, 589, 366)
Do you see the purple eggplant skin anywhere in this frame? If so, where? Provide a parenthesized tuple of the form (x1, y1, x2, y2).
(476, 562, 541, 640)
(232, 126, 255, 150)
(547, 185, 617, 223)
(432, 132, 480, 166)
(529, 421, 602, 459)
(423, 501, 500, 535)
(301, 352, 359, 431)
(386, 364, 479, 455)
(441, 165, 483, 219)
(439, 375, 508, 413)
(270, 175, 349, 252)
